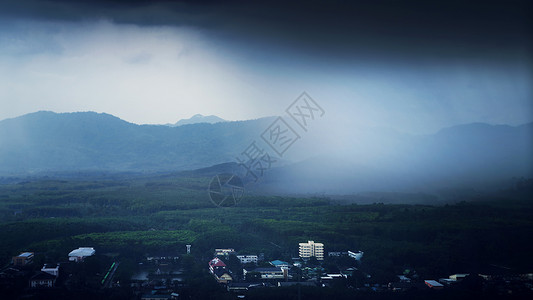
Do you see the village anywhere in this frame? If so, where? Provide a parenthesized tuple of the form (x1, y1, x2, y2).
(2, 240, 532, 299)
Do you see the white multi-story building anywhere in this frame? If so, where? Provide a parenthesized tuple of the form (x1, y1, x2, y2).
(299, 240, 324, 260)
(237, 255, 258, 264)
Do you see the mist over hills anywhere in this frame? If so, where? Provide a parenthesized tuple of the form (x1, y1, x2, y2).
(0, 111, 531, 195)
(257, 122, 533, 195)
(254, 124, 533, 195)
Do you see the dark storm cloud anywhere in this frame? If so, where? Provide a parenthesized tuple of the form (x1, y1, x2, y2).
(1, 0, 531, 62)
(0, 0, 531, 134)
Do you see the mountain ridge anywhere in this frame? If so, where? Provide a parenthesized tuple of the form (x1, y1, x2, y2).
(0, 111, 531, 195)
(0, 111, 275, 174)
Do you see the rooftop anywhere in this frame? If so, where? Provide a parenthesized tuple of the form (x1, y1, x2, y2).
(209, 257, 226, 267)
(69, 247, 95, 257)
(17, 252, 34, 258)
(42, 264, 59, 269)
(229, 283, 261, 288)
(278, 282, 316, 287)
(249, 267, 283, 272)
(270, 260, 289, 266)
(425, 280, 444, 287)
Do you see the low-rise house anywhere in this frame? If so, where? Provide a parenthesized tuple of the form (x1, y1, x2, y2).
(348, 250, 364, 261)
(278, 281, 316, 287)
(326, 273, 347, 279)
(213, 268, 233, 284)
(439, 278, 455, 285)
(227, 282, 262, 292)
(397, 275, 411, 282)
(209, 257, 226, 272)
(449, 273, 469, 281)
(237, 255, 258, 264)
(29, 271, 56, 288)
(69, 247, 95, 262)
(244, 267, 286, 280)
(425, 280, 444, 289)
(301, 267, 324, 278)
(227, 282, 251, 292)
(208, 258, 233, 284)
(341, 267, 357, 277)
(146, 254, 179, 264)
(321, 274, 347, 281)
(12, 252, 34, 266)
(41, 264, 59, 277)
(270, 260, 290, 268)
(214, 248, 235, 257)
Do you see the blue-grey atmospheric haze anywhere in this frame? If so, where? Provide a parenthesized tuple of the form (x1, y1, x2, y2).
(0, 0, 531, 195)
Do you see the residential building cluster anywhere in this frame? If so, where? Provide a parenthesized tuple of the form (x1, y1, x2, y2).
(1, 247, 96, 292)
(3, 240, 532, 299)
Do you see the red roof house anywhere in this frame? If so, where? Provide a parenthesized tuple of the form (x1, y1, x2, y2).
(209, 258, 227, 272)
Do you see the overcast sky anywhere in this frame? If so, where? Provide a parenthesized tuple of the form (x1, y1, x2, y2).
(0, 0, 531, 134)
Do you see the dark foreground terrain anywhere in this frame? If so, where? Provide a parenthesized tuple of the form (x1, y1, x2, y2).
(0, 173, 532, 299)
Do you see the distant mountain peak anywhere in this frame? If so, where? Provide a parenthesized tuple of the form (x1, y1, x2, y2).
(171, 114, 226, 127)
(0, 110, 130, 126)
